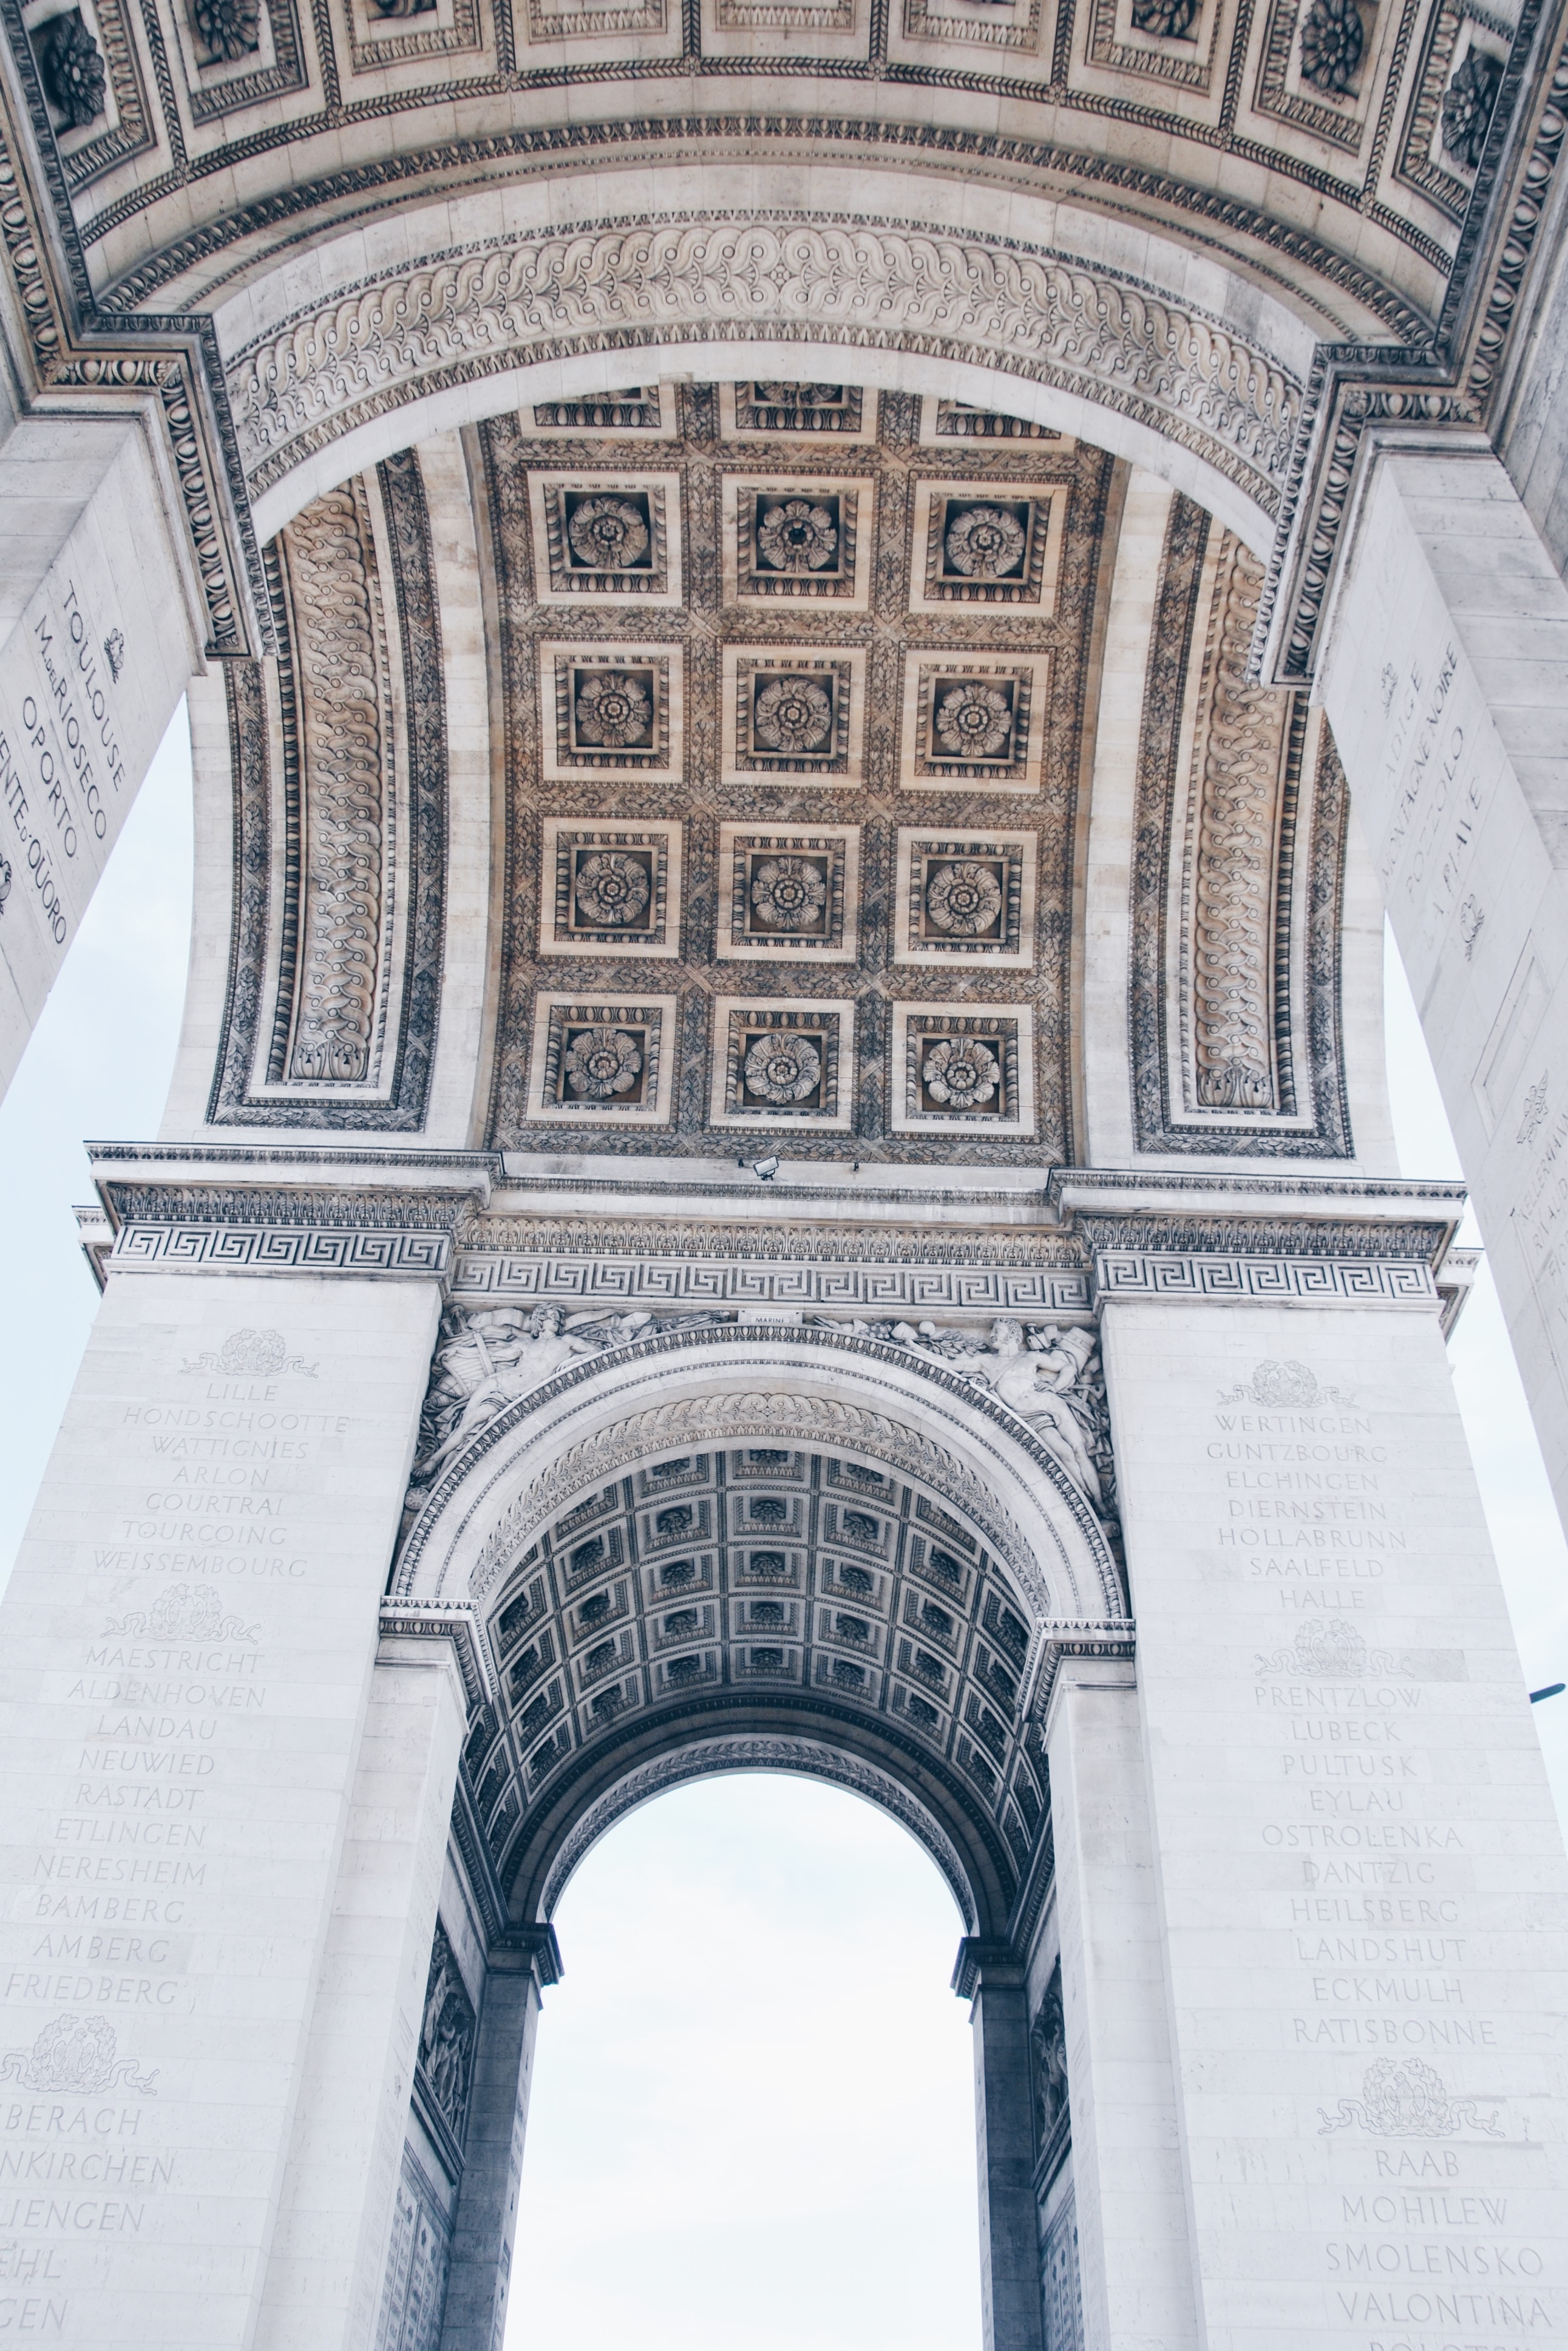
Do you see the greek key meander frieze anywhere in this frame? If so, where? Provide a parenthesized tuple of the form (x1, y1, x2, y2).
(226, 222, 1300, 516)
(208, 450, 448, 1129)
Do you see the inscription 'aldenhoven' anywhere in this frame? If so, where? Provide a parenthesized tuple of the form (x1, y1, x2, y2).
(1193, 1359, 1555, 2336)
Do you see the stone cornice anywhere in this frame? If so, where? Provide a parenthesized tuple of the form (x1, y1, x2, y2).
(84, 1149, 1469, 1299)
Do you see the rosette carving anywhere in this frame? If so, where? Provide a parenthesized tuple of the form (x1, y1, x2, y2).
(750, 857, 827, 929)
(757, 500, 839, 573)
(564, 1026, 645, 1098)
(753, 676, 832, 752)
(573, 852, 650, 926)
(745, 1033, 823, 1103)
(944, 506, 1026, 579)
(925, 862, 1003, 936)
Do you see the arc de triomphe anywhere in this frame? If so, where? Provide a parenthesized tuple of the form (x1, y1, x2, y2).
(0, 0, 1566, 2335)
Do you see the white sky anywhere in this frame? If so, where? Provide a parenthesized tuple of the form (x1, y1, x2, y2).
(0, 701, 1563, 2351)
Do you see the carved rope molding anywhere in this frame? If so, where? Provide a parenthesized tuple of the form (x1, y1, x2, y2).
(225, 217, 1302, 517)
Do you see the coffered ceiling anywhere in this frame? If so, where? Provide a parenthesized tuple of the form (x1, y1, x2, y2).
(194, 381, 1359, 1168)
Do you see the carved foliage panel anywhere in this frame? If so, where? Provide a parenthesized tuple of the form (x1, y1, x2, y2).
(484, 384, 1116, 1164)
(209, 449, 447, 1129)
(1129, 494, 1351, 1159)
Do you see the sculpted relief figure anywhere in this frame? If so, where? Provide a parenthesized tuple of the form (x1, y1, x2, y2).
(410, 1304, 653, 1488)
(873, 1317, 1109, 1512)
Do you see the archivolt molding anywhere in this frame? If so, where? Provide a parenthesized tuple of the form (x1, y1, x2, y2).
(1129, 494, 1352, 1157)
(393, 1324, 1125, 1626)
(225, 214, 1301, 524)
(536, 1736, 981, 1928)
(206, 449, 449, 1129)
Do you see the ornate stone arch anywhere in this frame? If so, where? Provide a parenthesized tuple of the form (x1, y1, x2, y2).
(395, 1321, 1124, 1625)
(216, 174, 1319, 554)
(390, 1322, 1127, 1937)
(534, 1735, 981, 1931)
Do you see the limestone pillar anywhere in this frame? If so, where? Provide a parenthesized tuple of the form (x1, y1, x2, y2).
(437, 1928, 557, 2351)
(254, 1637, 467, 2351)
(1043, 1657, 1198, 2351)
(0, 1264, 442, 2348)
(1319, 429, 1568, 1531)
(962, 1944, 1047, 2351)
(0, 412, 207, 1097)
(1099, 1284, 1568, 2347)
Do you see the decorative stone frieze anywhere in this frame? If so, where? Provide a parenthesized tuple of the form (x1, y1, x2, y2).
(226, 225, 1299, 519)
(1130, 496, 1352, 1156)
(209, 452, 447, 1128)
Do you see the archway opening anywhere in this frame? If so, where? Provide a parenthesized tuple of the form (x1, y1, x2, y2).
(509, 1773, 982, 2351)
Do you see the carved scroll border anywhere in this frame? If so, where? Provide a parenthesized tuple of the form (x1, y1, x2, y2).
(225, 216, 1300, 525)
(206, 448, 447, 1131)
(1128, 494, 1352, 1160)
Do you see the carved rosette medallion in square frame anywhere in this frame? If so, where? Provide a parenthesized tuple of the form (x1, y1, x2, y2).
(526, 386, 677, 437)
(718, 384, 878, 441)
(721, 477, 872, 607)
(528, 472, 684, 603)
(894, 831, 1037, 966)
(527, 992, 678, 1124)
(899, 654, 1050, 791)
(709, 998, 855, 1130)
(909, 481, 1067, 613)
(538, 819, 683, 958)
(540, 644, 683, 782)
(891, 1005, 1035, 1135)
(716, 826, 861, 962)
(721, 645, 866, 785)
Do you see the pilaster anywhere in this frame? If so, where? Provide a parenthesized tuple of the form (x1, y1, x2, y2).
(254, 1635, 467, 2351)
(957, 1941, 1046, 2351)
(0, 1265, 442, 2348)
(1042, 1655, 1198, 2351)
(437, 1927, 558, 2351)
(1100, 1281, 1568, 2349)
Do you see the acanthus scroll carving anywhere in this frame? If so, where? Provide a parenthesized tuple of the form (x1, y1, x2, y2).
(274, 479, 394, 1086)
(227, 219, 1299, 513)
(1187, 532, 1290, 1114)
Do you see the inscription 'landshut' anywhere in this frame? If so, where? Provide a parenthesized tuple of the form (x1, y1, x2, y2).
(1203, 1362, 1552, 2344)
